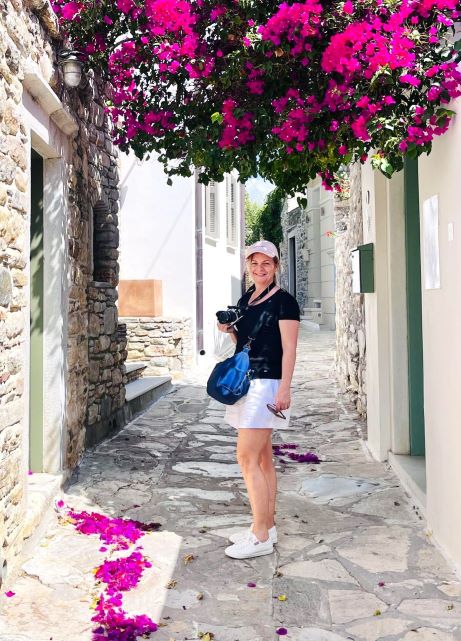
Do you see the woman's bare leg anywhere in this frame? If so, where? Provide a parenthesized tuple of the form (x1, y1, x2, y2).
(259, 437, 277, 529)
(236, 428, 273, 542)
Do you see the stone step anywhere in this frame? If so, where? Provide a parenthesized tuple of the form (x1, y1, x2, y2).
(125, 376, 173, 420)
(6, 473, 64, 583)
(301, 319, 322, 331)
(125, 361, 148, 383)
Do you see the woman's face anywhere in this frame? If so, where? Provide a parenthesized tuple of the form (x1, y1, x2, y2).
(248, 252, 277, 288)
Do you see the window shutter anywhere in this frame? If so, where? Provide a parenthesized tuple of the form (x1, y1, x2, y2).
(226, 175, 238, 246)
(206, 181, 218, 238)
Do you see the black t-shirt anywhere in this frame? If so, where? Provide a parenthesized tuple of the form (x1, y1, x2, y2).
(234, 288, 300, 379)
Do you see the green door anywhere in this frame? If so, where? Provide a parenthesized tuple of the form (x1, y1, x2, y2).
(404, 158, 425, 456)
(29, 149, 44, 471)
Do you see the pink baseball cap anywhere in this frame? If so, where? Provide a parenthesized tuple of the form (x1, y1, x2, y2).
(245, 239, 279, 259)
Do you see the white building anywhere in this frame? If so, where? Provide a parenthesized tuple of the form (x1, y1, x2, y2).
(281, 181, 336, 330)
(360, 102, 461, 573)
(118, 154, 245, 376)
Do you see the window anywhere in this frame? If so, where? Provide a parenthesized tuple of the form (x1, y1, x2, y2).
(205, 180, 219, 239)
(226, 175, 238, 247)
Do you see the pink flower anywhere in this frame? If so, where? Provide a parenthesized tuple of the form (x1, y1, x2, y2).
(60, 1, 82, 20)
(399, 74, 421, 87)
(343, 0, 354, 14)
(5, 591, 15, 597)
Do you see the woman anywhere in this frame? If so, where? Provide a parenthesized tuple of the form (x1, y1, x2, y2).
(217, 239, 300, 559)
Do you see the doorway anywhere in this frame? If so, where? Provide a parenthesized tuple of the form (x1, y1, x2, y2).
(29, 149, 44, 471)
(404, 158, 426, 456)
(288, 235, 297, 298)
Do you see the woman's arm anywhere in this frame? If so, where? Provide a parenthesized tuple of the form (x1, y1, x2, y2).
(275, 319, 300, 411)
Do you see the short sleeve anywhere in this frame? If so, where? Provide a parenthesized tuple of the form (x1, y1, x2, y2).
(278, 292, 300, 321)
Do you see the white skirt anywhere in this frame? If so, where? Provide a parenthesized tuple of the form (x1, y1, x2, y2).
(224, 379, 291, 429)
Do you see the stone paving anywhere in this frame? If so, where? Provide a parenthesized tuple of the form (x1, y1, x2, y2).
(2, 328, 461, 641)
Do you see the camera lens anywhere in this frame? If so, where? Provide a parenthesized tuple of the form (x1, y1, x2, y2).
(216, 309, 238, 324)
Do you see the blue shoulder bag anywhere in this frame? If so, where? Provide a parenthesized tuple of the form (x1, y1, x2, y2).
(206, 311, 267, 405)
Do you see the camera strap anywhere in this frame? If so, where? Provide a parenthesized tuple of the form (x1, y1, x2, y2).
(243, 310, 269, 351)
(246, 281, 276, 306)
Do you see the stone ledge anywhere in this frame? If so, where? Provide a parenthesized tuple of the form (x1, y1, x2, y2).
(22, 473, 63, 541)
(23, 60, 78, 136)
(125, 361, 148, 375)
(125, 376, 172, 402)
(3, 472, 64, 584)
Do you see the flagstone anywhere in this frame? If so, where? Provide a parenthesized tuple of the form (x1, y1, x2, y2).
(279, 559, 358, 584)
(346, 617, 412, 640)
(286, 628, 351, 640)
(307, 544, 332, 555)
(328, 589, 388, 624)
(301, 474, 378, 504)
(398, 599, 461, 625)
(172, 461, 242, 477)
(438, 583, 461, 598)
(400, 629, 460, 640)
(336, 526, 410, 573)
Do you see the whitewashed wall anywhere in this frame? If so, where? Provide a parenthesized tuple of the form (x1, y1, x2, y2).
(119, 156, 244, 365)
(418, 104, 461, 573)
(119, 153, 196, 321)
(201, 173, 244, 363)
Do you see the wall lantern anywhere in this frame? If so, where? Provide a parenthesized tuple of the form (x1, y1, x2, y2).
(58, 49, 85, 88)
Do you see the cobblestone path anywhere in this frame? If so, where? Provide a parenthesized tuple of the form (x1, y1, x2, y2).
(1, 328, 461, 641)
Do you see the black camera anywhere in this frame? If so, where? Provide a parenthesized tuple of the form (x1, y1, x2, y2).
(216, 306, 243, 326)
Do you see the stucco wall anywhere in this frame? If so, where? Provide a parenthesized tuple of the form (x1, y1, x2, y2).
(119, 153, 196, 320)
(202, 174, 244, 362)
(418, 106, 461, 572)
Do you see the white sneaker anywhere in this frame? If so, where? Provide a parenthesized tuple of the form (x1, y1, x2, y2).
(225, 532, 274, 559)
(229, 525, 278, 545)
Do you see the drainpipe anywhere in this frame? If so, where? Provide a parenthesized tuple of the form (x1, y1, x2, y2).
(240, 182, 247, 295)
(195, 172, 204, 355)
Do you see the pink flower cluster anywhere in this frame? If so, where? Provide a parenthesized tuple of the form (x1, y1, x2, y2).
(246, 62, 265, 95)
(219, 99, 255, 150)
(69, 510, 159, 641)
(53, 0, 461, 192)
(272, 443, 320, 464)
(95, 551, 152, 592)
(259, 1, 323, 57)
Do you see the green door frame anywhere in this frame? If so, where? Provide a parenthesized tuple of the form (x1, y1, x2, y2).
(404, 158, 426, 456)
(29, 149, 44, 472)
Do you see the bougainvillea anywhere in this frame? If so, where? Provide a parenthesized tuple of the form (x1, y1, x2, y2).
(52, 0, 461, 193)
(68, 510, 159, 640)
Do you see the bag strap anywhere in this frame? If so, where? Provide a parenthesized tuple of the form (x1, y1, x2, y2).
(243, 310, 268, 350)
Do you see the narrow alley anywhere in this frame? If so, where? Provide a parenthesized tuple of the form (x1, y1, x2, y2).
(1, 328, 461, 641)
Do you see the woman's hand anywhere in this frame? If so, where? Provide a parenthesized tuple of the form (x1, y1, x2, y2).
(217, 322, 235, 334)
(274, 385, 291, 412)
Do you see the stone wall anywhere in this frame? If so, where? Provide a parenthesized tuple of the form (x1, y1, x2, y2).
(0, 0, 124, 580)
(65, 74, 123, 468)
(122, 317, 194, 379)
(279, 205, 309, 310)
(87, 284, 127, 447)
(334, 164, 367, 416)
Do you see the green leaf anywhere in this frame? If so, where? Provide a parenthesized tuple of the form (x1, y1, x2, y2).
(380, 159, 394, 176)
(211, 112, 223, 124)
(166, 178, 173, 186)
